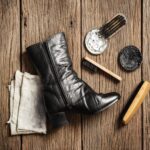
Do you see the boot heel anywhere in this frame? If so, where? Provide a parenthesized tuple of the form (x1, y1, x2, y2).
(49, 112, 69, 128)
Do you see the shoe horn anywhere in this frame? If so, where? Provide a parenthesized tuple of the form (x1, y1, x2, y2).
(123, 81, 150, 125)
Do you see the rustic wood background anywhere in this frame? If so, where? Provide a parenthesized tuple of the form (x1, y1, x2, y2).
(0, 0, 150, 149)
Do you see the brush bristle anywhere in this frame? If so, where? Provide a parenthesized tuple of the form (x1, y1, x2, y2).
(99, 14, 126, 39)
(82, 59, 98, 73)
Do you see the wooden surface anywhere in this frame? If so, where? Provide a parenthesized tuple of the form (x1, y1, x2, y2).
(0, 0, 149, 149)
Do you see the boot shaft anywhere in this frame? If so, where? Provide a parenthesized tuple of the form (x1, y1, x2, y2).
(27, 33, 89, 108)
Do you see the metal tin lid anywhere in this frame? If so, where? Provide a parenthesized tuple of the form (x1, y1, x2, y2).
(119, 45, 142, 71)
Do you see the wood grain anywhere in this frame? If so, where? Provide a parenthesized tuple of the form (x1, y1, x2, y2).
(81, 0, 142, 149)
(0, 0, 21, 149)
(21, 0, 81, 150)
(143, 0, 150, 149)
(0, 0, 150, 149)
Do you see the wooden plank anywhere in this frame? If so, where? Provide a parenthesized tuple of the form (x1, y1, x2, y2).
(81, 0, 142, 149)
(0, 0, 21, 149)
(143, 0, 150, 149)
(21, 0, 81, 149)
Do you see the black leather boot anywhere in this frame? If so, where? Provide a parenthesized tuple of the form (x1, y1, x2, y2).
(27, 32, 120, 128)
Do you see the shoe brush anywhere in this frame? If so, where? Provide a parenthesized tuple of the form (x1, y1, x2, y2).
(85, 14, 127, 55)
(123, 81, 150, 125)
(82, 56, 122, 81)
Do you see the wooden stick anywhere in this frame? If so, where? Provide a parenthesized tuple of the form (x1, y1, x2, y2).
(84, 56, 122, 81)
(123, 81, 150, 125)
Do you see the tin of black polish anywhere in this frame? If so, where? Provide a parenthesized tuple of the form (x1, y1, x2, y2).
(118, 45, 142, 71)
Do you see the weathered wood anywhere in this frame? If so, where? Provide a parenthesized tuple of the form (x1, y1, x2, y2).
(81, 0, 142, 149)
(1, 0, 150, 149)
(0, 0, 21, 149)
(143, 0, 150, 149)
(21, 0, 81, 149)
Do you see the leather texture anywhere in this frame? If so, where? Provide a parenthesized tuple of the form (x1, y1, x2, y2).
(27, 32, 120, 116)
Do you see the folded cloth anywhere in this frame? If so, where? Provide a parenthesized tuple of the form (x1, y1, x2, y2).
(8, 72, 29, 135)
(11, 71, 32, 135)
(8, 70, 46, 135)
(17, 72, 46, 134)
(8, 80, 14, 123)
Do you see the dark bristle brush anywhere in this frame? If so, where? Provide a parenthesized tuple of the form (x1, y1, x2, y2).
(85, 14, 127, 55)
(82, 57, 122, 81)
(99, 15, 126, 38)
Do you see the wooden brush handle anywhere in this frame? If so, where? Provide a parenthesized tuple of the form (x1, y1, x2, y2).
(84, 56, 122, 81)
(123, 81, 150, 125)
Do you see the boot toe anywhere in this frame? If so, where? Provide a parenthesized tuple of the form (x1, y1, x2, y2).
(99, 92, 121, 112)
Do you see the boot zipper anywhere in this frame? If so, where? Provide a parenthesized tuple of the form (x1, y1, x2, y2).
(43, 43, 69, 107)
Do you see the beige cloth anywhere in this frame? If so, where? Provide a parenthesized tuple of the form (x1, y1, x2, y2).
(8, 70, 46, 135)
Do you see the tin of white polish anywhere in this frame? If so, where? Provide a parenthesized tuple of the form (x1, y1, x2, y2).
(85, 29, 108, 55)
